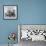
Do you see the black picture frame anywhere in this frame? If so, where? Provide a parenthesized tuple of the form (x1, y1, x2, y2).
(3, 5, 18, 20)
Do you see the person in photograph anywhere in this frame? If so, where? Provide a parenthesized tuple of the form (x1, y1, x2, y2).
(5, 8, 15, 17)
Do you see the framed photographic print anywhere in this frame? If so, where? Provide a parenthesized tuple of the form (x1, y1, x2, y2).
(3, 5, 18, 20)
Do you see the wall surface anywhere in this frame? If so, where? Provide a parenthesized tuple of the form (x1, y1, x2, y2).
(0, 0, 46, 45)
(0, 0, 19, 44)
(20, 0, 46, 24)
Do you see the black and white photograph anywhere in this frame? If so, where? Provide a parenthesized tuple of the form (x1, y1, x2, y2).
(3, 5, 17, 20)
